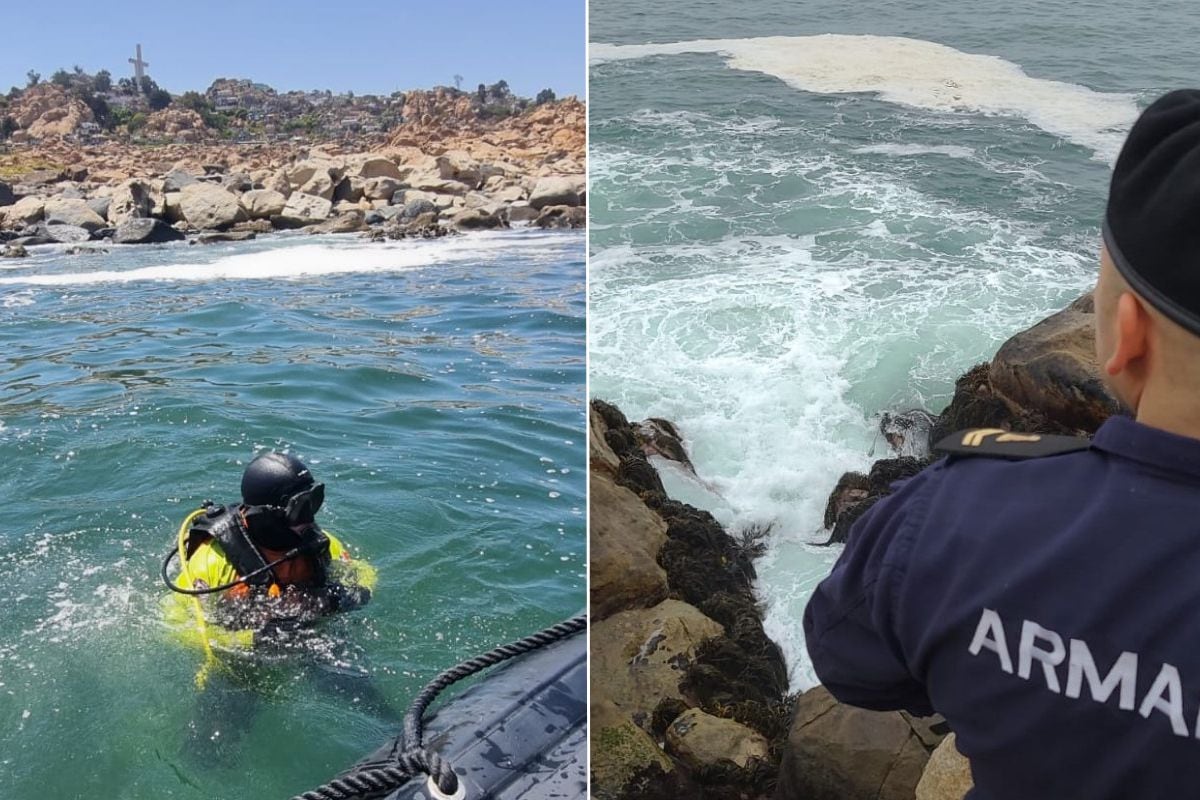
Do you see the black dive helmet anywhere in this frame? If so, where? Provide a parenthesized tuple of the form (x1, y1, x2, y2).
(241, 452, 325, 543)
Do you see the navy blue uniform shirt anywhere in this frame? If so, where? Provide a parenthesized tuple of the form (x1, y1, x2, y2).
(805, 415, 1200, 799)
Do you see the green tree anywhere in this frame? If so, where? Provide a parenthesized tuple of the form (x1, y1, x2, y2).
(177, 91, 212, 114)
(93, 70, 112, 94)
(51, 69, 72, 88)
(81, 92, 111, 128)
(535, 88, 556, 105)
(0, 116, 16, 140)
(147, 88, 172, 111)
(127, 112, 148, 132)
(26, 70, 41, 87)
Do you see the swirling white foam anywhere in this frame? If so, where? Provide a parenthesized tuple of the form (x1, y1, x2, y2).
(591, 35, 1137, 161)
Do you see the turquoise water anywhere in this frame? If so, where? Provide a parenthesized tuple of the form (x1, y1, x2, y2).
(0, 230, 585, 798)
(590, 0, 1198, 687)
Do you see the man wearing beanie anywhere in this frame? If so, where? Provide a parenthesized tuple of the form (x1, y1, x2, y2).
(801, 90, 1200, 799)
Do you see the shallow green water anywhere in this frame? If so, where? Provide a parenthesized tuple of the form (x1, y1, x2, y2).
(589, 0, 1199, 686)
(0, 230, 585, 798)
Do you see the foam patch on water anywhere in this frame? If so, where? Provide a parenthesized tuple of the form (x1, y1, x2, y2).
(591, 35, 1137, 161)
(851, 143, 977, 160)
(0, 232, 567, 287)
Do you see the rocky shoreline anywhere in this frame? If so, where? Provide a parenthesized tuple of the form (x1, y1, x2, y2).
(591, 293, 1114, 799)
(0, 97, 585, 258)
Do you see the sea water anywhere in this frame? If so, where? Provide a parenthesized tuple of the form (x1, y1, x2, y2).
(590, 0, 1198, 689)
(0, 229, 585, 798)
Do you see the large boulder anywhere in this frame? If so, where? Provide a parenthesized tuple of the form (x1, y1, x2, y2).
(590, 599, 724, 729)
(589, 472, 669, 620)
(351, 156, 403, 180)
(774, 686, 945, 800)
(400, 198, 437, 222)
(0, 182, 14, 207)
(453, 208, 505, 230)
(2, 196, 46, 227)
(915, 734, 974, 800)
(987, 293, 1118, 432)
(932, 294, 1119, 444)
(436, 150, 482, 187)
(43, 198, 106, 232)
(107, 180, 153, 225)
(299, 171, 337, 201)
(532, 205, 586, 229)
(591, 699, 674, 800)
(286, 157, 344, 189)
(179, 183, 247, 230)
(363, 176, 402, 203)
(664, 708, 770, 771)
(44, 223, 91, 244)
(241, 189, 288, 220)
(274, 194, 333, 229)
(529, 176, 581, 209)
(112, 218, 186, 244)
(162, 169, 198, 193)
(307, 212, 365, 235)
(86, 197, 111, 222)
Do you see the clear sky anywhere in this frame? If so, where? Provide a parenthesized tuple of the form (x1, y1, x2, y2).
(1, 1, 585, 98)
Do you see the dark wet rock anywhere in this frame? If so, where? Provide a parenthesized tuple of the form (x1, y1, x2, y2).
(532, 204, 586, 229)
(44, 223, 92, 244)
(63, 245, 108, 256)
(11, 233, 55, 247)
(636, 418, 696, 475)
(824, 457, 927, 546)
(775, 686, 946, 800)
(112, 218, 185, 244)
(453, 207, 506, 230)
(401, 197, 437, 221)
(364, 210, 385, 226)
(0, 181, 14, 207)
(195, 230, 257, 244)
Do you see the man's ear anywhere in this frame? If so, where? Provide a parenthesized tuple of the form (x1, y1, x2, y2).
(1104, 291, 1149, 376)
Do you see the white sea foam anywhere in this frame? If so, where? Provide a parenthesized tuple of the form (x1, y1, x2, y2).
(0, 232, 563, 287)
(591, 35, 1137, 161)
(851, 143, 977, 160)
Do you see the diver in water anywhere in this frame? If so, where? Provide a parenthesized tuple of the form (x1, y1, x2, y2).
(165, 450, 374, 640)
(163, 452, 386, 761)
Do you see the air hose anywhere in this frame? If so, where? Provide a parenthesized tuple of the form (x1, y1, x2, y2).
(291, 613, 587, 800)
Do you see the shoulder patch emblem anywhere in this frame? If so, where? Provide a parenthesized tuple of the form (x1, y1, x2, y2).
(935, 428, 1090, 460)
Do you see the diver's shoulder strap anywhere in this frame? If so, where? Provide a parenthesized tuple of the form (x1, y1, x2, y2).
(934, 428, 1091, 460)
(187, 505, 273, 586)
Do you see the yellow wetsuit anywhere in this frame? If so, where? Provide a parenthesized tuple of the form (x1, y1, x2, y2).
(163, 509, 377, 684)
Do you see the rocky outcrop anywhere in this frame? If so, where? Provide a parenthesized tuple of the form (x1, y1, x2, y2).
(590, 399, 789, 800)
(0, 93, 586, 246)
(9, 84, 93, 139)
(775, 686, 946, 800)
(141, 109, 210, 143)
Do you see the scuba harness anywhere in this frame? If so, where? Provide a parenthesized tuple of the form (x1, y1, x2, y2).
(161, 501, 332, 598)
